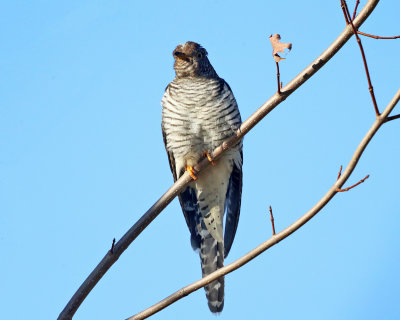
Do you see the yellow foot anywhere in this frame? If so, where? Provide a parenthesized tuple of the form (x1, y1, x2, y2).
(203, 151, 216, 166)
(185, 165, 198, 180)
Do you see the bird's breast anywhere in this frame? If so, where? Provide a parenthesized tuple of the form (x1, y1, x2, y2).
(162, 77, 241, 173)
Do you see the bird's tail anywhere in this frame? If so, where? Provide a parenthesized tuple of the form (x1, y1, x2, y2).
(200, 228, 225, 313)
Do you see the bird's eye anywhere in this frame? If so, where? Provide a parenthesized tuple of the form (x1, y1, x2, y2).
(197, 52, 203, 58)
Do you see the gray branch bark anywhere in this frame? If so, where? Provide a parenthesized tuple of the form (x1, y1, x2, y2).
(57, 0, 380, 319)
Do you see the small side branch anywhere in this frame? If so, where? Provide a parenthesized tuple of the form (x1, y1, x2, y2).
(358, 31, 400, 40)
(337, 165, 343, 180)
(336, 174, 370, 192)
(341, 0, 380, 117)
(341, 0, 351, 24)
(269, 206, 276, 235)
(276, 62, 281, 94)
(109, 238, 116, 254)
(384, 114, 400, 123)
(352, 0, 360, 20)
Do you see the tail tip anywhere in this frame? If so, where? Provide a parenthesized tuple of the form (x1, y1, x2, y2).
(208, 300, 224, 314)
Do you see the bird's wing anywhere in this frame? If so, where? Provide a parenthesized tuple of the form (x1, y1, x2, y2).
(161, 122, 202, 251)
(223, 149, 243, 258)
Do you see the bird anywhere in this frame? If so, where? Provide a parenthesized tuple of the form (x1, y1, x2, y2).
(161, 41, 243, 313)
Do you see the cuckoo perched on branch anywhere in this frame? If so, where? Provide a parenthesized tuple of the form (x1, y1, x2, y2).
(161, 41, 243, 313)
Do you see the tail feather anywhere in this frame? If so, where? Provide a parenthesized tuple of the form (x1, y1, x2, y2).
(200, 226, 225, 313)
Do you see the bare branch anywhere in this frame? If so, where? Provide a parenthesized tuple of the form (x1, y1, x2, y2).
(341, 0, 380, 116)
(337, 165, 343, 180)
(269, 206, 276, 235)
(384, 114, 400, 122)
(128, 89, 400, 320)
(57, 1, 380, 319)
(341, 0, 351, 24)
(358, 31, 400, 39)
(341, 0, 380, 117)
(109, 238, 116, 254)
(353, 0, 360, 20)
(276, 62, 281, 94)
(336, 174, 370, 192)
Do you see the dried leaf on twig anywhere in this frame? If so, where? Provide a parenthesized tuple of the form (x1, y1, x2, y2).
(269, 34, 292, 62)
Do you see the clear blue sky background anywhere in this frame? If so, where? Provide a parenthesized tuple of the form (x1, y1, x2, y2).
(1, 1, 399, 319)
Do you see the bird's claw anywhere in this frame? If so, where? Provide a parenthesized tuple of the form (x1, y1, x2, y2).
(203, 151, 216, 166)
(185, 165, 198, 180)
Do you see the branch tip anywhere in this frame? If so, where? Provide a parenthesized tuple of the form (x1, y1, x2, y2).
(337, 165, 343, 180)
(352, 0, 360, 20)
(110, 238, 116, 254)
(269, 206, 276, 236)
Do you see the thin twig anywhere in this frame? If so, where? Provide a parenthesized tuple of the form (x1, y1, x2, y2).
(57, 1, 380, 319)
(128, 88, 400, 320)
(276, 62, 281, 94)
(341, 0, 351, 24)
(358, 31, 400, 39)
(337, 165, 343, 180)
(109, 238, 116, 254)
(384, 114, 400, 123)
(353, 0, 360, 20)
(341, 0, 380, 117)
(269, 206, 276, 235)
(336, 174, 370, 192)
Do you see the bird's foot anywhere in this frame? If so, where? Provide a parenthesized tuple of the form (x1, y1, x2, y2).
(185, 165, 198, 181)
(203, 151, 216, 166)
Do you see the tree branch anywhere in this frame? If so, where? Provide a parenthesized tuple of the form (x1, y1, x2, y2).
(269, 206, 276, 235)
(341, 0, 380, 116)
(353, 0, 361, 20)
(384, 114, 400, 122)
(358, 31, 400, 39)
(336, 174, 370, 192)
(276, 62, 281, 94)
(57, 1, 380, 319)
(127, 88, 400, 320)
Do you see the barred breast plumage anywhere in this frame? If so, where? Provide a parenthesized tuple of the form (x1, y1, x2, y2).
(161, 41, 243, 313)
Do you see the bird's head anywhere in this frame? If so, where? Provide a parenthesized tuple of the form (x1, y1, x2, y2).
(172, 41, 217, 78)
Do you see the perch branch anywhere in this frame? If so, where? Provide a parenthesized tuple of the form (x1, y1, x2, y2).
(57, 1, 380, 319)
(128, 88, 400, 320)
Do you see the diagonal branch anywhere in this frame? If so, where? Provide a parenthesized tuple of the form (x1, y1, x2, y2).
(341, 0, 380, 116)
(57, 1, 380, 319)
(127, 88, 400, 320)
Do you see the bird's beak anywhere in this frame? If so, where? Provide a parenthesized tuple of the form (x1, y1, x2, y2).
(174, 51, 190, 61)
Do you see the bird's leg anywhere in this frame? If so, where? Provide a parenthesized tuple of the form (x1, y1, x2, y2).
(185, 165, 198, 181)
(203, 151, 216, 166)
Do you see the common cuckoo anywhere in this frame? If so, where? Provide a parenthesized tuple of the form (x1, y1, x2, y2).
(161, 41, 243, 313)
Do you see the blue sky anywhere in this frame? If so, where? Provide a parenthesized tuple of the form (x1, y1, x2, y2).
(1, 1, 399, 319)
